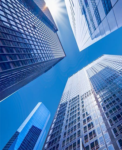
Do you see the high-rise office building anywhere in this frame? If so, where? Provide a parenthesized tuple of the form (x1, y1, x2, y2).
(33, 0, 57, 30)
(65, 0, 122, 51)
(0, 0, 65, 101)
(3, 102, 50, 150)
(44, 55, 122, 150)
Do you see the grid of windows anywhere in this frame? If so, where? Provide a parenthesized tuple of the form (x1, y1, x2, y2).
(65, 0, 122, 51)
(86, 55, 122, 150)
(90, 0, 101, 25)
(18, 125, 41, 150)
(0, 0, 65, 101)
(62, 96, 81, 149)
(45, 102, 67, 149)
(3, 131, 19, 150)
(101, 0, 112, 15)
(44, 55, 122, 150)
(81, 92, 113, 150)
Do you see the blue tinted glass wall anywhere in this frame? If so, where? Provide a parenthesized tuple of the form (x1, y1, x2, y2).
(3, 103, 50, 150)
(66, 0, 122, 51)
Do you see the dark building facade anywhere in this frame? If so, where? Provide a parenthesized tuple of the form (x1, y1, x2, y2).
(0, 0, 65, 101)
(44, 55, 122, 150)
(18, 126, 42, 150)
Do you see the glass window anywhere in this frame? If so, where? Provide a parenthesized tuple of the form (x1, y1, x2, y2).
(101, 124, 106, 132)
(101, 0, 112, 15)
(85, 145, 89, 150)
(1, 63, 11, 70)
(98, 1, 105, 20)
(97, 126, 101, 135)
(99, 116, 103, 123)
(99, 136, 105, 147)
(113, 116, 117, 123)
(118, 139, 122, 149)
(108, 144, 115, 150)
(0, 10, 5, 16)
(0, 55, 7, 61)
(84, 126, 87, 133)
(1, 16, 8, 22)
(113, 0, 122, 28)
(90, 140, 99, 149)
(109, 119, 113, 126)
(94, 119, 99, 125)
(107, 9, 117, 32)
(117, 124, 122, 133)
(73, 142, 76, 148)
(84, 135, 88, 143)
(113, 128, 119, 137)
(104, 133, 111, 143)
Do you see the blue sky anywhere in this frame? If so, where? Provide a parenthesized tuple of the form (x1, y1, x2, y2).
(1, 1, 122, 149)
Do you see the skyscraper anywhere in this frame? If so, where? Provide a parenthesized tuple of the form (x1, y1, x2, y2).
(0, 0, 65, 101)
(44, 55, 122, 150)
(33, 0, 57, 30)
(3, 102, 50, 150)
(65, 0, 122, 51)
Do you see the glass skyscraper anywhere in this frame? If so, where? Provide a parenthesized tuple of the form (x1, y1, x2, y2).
(33, 0, 57, 30)
(3, 102, 50, 150)
(0, 0, 65, 101)
(65, 0, 122, 51)
(44, 55, 122, 150)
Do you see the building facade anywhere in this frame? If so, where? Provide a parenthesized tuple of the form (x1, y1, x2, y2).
(65, 0, 122, 51)
(0, 0, 65, 101)
(3, 102, 50, 150)
(44, 55, 122, 150)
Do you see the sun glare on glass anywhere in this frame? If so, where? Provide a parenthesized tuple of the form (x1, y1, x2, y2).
(45, 0, 66, 22)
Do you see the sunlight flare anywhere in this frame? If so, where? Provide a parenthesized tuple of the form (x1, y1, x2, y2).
(45, 0, 66, 22)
